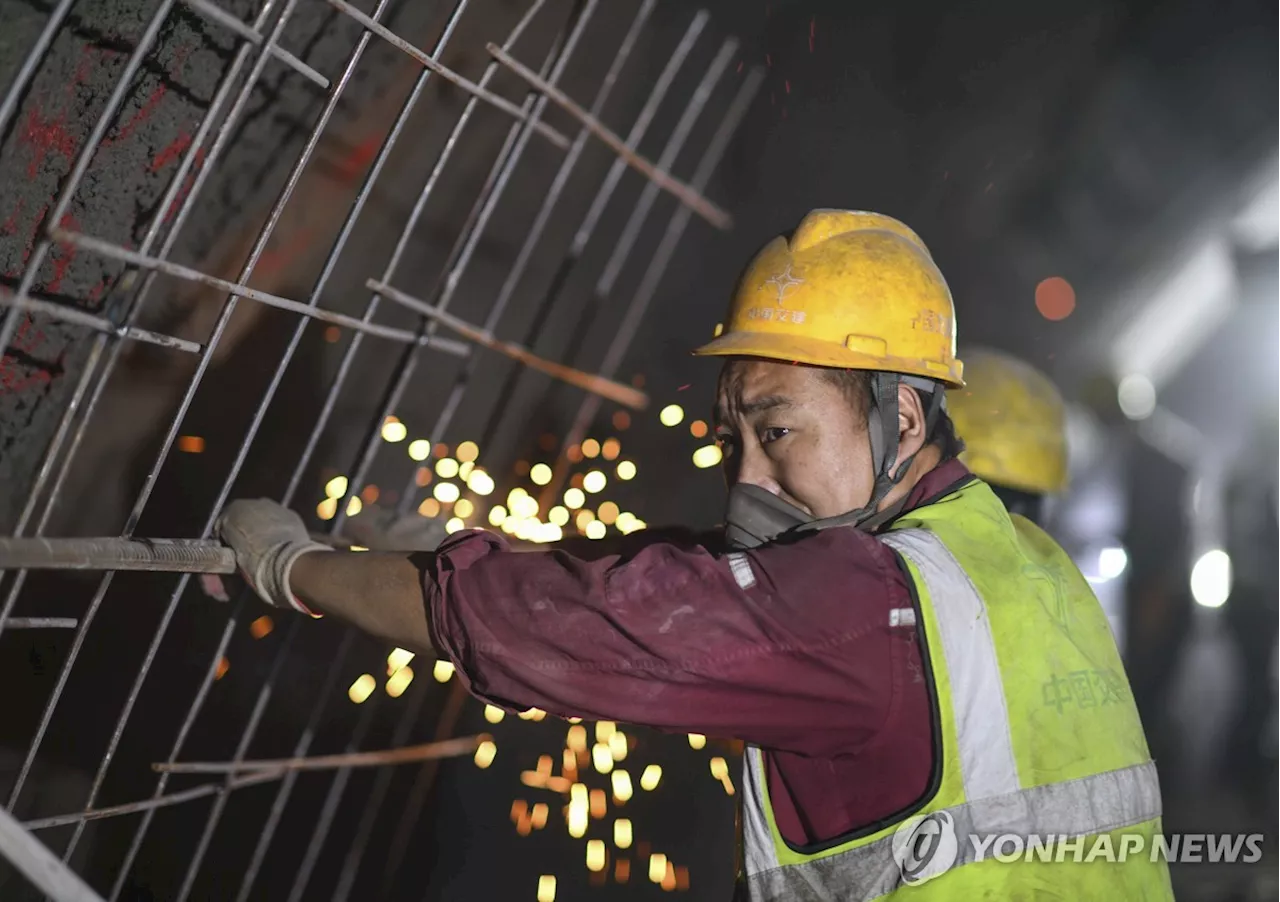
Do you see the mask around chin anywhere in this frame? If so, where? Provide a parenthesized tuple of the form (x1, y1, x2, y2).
(724, 483, 813, 550)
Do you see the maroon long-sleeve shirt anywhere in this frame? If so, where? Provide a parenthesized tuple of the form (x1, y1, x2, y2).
(424, 460, 971, 846)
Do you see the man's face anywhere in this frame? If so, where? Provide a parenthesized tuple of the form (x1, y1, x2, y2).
(713, 359, 875, 519)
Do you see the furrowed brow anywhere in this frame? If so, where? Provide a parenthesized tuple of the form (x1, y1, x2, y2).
(739, 394, 793, 417)
(715, 394, 793, 427)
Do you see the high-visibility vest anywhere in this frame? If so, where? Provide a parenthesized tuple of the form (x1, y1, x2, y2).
(738, 478, 1173, 901)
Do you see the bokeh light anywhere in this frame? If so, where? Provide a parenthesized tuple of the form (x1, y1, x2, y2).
(381, 417, 407, 442)
(1035, 276, 1076, 321)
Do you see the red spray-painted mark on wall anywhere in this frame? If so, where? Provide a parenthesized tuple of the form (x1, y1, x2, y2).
(44, 213, 81, 295)
(18, 47, 95, 179)
(258, 226, 315, 277)
(20, 107, 79, 179)
(151, 130, 192, 172)
(1, 200, 24, 236)
(336, 132, 382, 184)
(164, 145, 207, 224)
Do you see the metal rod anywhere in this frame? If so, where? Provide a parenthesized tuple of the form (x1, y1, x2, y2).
(0, 0, 178, 356)
(0, 537, 236, 573)
(98, 1, 467, 890)
(171, 1, 495, 892)
(274, 11, 596, 896)
(472, 9, 708, 467)
(234, 11, 561, 898)
(277, 0, 550, 505)
(0, 805, 105, 902)
(530, 36, 738, 510)
(54, 0, 340, 872)
(23, 770, 283, 832)
(546, 67, 765, 507)
(0, 289, 203, 353)
(391, 1, 674, 521)
(325, 0, 570, 150)
(378, 677, 467, 892)
(331, 0, 592, 535)
(597, 37, 738, 296)
(49, 230, 471, 356)
(5, 618, 78, 629)
(0, 0, 297, 648)
(0, 0, 76, 139)
(331, 678, 432, 902)
(367, 279, 649, 409)
(155, 735, 483, 775)
(181, 0, 330, 88)
(232, 631, 355, 902)
(367, 0, 657, 524)
(487, 42, 733, 230)
(285, 696, 380, 902)
(170, 610, 298, 902)
(285, 12, 599, 895)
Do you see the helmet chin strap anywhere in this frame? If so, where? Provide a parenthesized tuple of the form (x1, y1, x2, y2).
(723, 373, 946, 549)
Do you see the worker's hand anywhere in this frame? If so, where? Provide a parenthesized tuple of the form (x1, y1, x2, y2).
(217, 498, 332, 613)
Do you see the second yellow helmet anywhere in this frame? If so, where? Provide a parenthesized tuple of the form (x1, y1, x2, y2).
(948, 348, 1069, 495)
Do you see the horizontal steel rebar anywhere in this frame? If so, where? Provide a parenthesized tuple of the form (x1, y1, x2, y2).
(154, 735, 484, 775)
(0, 290, 203, 353)
(486, 42, 733, 229)
(0, 537, 237, 573)
(23, 770, 284, 832)
(325, 0, 571, 149)
(181, 0, 330, 88)
(366, 279, 650, 409)
(48, 230, 472, 357)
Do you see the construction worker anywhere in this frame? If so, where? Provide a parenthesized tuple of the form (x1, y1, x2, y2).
(945, 347, 1070, 525)
(218, 210, 1171, 900)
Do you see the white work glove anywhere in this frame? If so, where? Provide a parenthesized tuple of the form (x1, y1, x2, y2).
(217, 498, 332, 613)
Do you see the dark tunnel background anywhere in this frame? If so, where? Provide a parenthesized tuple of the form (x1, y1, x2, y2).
(0, 0, 1276, 899)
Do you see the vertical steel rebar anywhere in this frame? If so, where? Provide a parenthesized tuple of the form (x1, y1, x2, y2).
(164, 1, 483, 893)
(548, 66, 765, 502)
(531, 35, 739, 511)
(0, 0, 309, 642)
(386, 0, 663, 515)
(0, 0, 178, 359)
(228, 6, 562, 896)
(326, 0, 593, 536)
(100, 1, 477, 892)
(232, 631, 357, 902)
(0, 1, 760, 897)
(3, 0, 312, 816)
(471, 9, 708, 473)
(0, 0, 78, 140)
(330, 1, 658, 887)
(277, 2, 599, 888)
(283, 697, 380, 902)
(57, 0, 339, 871)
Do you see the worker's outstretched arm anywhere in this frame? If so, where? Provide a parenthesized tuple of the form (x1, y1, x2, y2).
(291, 550, 433, 653)
(218, 499, 435, 654)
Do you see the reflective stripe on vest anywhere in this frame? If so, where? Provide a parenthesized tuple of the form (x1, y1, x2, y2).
(739, 526, 1163, 901)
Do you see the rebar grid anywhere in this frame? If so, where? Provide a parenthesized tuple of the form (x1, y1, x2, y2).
(0, 0, 761, 898)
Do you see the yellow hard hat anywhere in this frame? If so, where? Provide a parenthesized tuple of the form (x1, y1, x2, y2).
(693, 209, 964, 387)
(948, 348, 1069, 495)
